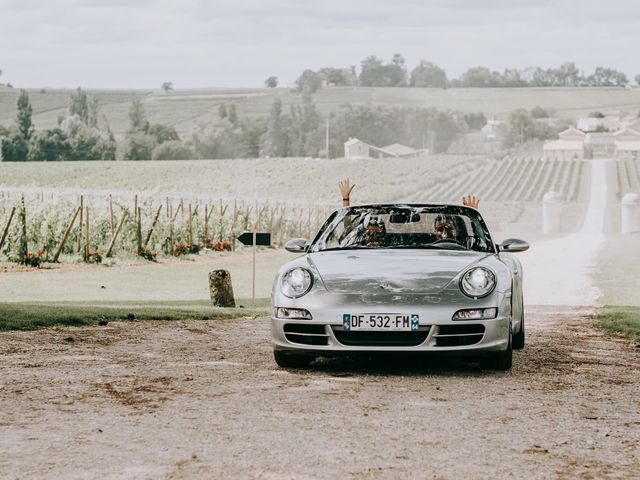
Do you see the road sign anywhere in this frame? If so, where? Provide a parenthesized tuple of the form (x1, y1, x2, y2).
(237, 232, 271, 246)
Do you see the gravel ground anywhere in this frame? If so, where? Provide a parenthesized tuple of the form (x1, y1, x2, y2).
(0, 306, 638, 480)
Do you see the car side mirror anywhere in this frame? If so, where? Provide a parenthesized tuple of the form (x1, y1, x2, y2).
(284, 238, 308, 253)
(498, 238, 529, 253)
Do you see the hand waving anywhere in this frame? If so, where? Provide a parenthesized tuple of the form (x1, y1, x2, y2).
(462, 195, 480, 208)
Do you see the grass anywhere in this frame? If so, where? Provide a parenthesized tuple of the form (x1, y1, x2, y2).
(0, 299, 269, 331)
(596, 233, 640, 306)
(593, 306, 640, 341)
(2, 86, 640, 137)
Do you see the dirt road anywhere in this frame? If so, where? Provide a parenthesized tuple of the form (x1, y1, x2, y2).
(1, 306, 638, 480)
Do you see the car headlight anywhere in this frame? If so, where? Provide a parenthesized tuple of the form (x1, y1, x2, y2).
(452, 308, 497, 320)
(460, 267, 496, 298)
(281, 267, 313, 298)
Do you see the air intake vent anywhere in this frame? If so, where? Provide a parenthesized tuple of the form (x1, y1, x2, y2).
(434, 324, 485, 347)
(284, 324, 329, 346)
(331, 326, 430, 347)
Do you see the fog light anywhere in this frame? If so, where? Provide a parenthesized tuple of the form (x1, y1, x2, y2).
(452, 308, 497, 320)
(275, 307, 313, 320)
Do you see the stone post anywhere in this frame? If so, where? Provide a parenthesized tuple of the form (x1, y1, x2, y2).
(621, 193, 640, 234)
(209, 270, 236, 307)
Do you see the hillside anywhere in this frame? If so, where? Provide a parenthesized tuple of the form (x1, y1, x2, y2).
(1, 86, 640, 138)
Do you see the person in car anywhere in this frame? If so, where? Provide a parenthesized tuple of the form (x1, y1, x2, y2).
(339, 178, 479, 244)
(339, 178, 480, 210)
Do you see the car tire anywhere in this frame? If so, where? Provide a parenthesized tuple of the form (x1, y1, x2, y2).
(481, 329, 513, 371)
(513, 302, 525, 350)
(273, 351, 313, 368)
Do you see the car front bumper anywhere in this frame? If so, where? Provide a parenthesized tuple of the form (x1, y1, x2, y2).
(271, 296, 512, 355)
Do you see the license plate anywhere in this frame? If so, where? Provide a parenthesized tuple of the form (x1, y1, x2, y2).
(342, 314, 419, 331)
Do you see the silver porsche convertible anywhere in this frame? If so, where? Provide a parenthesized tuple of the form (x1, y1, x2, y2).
(271, 204, 529, 370)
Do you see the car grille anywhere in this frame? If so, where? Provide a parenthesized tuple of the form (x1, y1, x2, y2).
(284, 324, 329, 346)
(433, 324, 485, 347)
(331, 326, 431, 347)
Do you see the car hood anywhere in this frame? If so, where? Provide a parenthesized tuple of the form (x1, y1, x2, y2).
(307, 249, 491, 295)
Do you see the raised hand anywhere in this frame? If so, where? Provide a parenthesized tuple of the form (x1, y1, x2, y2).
(462, 195, 480, 209)
(339, 178, 356, 206)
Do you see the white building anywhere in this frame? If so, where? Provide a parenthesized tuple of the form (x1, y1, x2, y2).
(344, 138, 429, 160)
(615, 128, 640, 158)
(344, 138, 370, 160)
(543, 127, 585, 159)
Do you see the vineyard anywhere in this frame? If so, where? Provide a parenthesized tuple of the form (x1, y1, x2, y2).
(614, 158, 640, 196)
(0, 156, 589, 265)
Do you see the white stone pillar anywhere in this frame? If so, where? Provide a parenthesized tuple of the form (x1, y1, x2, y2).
(621, 193, 640, 234)
(542, 191, 562, 234)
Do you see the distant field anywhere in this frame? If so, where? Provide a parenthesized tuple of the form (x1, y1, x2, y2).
(2, 85, 640, 137)
(0, 155, 481, 206)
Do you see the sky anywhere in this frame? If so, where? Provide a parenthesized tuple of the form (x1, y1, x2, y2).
(1, 0, 639, 89)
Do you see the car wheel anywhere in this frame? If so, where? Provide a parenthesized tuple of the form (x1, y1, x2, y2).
(273, 351, 313, 368)
(513, 301, 525, 350)
(481, 329, 513, 371)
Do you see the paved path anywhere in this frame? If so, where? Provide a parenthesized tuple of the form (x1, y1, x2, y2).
(519, 159, 607, 306)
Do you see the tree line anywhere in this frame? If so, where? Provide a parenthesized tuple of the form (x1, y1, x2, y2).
(1, 88, 116, 161)
(0, 89, 485, 161)
(291, 56, 634, 91)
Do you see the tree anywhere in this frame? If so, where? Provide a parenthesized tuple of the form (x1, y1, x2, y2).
(218, 103, 227, 119)
(410, 60, 447, 88)
(16, 90, 33, 141)
(123, 133, 155, 160)
(128, 97, 148, 133)
(161, 82, 173, 92)
(228, 104, 238, 126)
(460, 67, 500, 87)
(587, 67, 628, 87)
(69, 87, 89, 123)
(1, 130, 28, 161)
(147, 123, 180, 144)
(152, 141, 193, 160)
(318, 68, 352, 86)
(463, 112, 487, 131)
(359, 54, 407, 87)
(295, 69, 322, 93)
(530, 106, 552, 119)
(388, 54, 408, 87)
(502, 109, 556, 148)
(260, 98, 288, 157)
(264, 76, 278, 88)
(28, 129, 70, 161)
(636, 74, 640, 86)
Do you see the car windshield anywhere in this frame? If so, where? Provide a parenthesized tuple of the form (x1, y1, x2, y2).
(309, 205, 495, 253)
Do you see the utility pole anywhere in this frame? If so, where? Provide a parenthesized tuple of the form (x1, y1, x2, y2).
(325, 117, 330, 159)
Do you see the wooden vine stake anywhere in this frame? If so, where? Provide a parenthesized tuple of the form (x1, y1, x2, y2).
(106, 211, 127, 258)
(136, 207, 142, 254)
(84, 206, 90, 261)
(77, 195, 83, 252)
(143, 205, 163, 249)
(0, 206, 16, 252)
(188, 203, 193, 245)
(53, 206, 81, 262)
(19, 195, 28, 261)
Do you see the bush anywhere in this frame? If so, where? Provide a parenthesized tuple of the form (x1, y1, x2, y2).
(152, 141, 193, 160)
